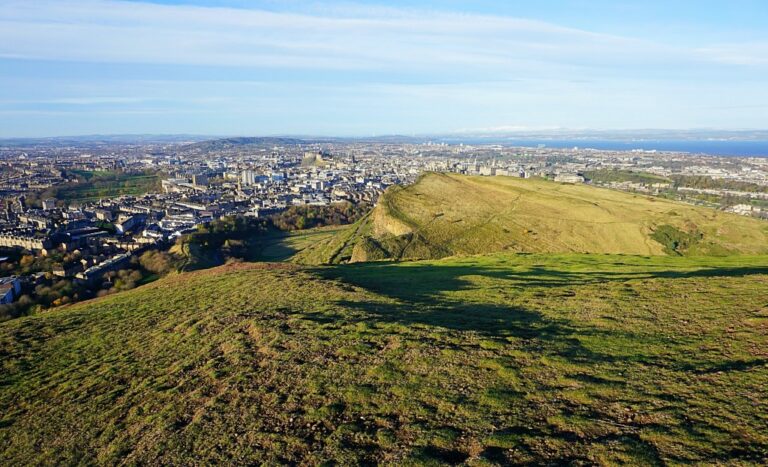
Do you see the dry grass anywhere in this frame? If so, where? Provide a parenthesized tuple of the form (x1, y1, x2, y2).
(297, 173, 768, 263)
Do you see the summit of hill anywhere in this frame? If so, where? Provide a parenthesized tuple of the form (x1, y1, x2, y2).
(296, 173, 768, 264)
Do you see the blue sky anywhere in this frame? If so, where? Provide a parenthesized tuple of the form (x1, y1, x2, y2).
(1, 0, 767, 137)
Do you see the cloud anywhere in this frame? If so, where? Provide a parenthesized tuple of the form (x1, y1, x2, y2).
(0, 0, 752, 75)
(453, 125, 570, 134)
(1, 0, 766, 136)
(17, 97, 148, 105)
(696, 43, 768, 66)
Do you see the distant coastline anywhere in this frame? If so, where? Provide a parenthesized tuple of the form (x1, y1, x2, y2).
(439, 138, 768, 157)
(3, 134, 768, 158)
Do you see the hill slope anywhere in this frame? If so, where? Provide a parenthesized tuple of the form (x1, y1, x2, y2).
(296, 173, 768, 264)
(1, 255, 768, 464)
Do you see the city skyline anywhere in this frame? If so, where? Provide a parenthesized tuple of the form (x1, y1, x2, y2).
(1, 0, 767, 137)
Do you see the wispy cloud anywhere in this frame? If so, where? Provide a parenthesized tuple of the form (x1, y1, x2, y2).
(696, 42, 768, 66)
(1, 97, 149, 105)
(0, 96, 234, 106)
(1, 0, 760, 74)
(0, 0, 766, 136)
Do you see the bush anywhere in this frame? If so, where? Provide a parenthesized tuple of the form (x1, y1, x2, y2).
(270, 202, 371, 231)
(651, 225, 702, 255)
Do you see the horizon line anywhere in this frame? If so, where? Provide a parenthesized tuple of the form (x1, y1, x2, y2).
(4, 128, 768, 141)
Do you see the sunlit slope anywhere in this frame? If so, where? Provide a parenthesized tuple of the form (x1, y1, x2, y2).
(296, 173, 768, 263)
(1, 255, 768, 464)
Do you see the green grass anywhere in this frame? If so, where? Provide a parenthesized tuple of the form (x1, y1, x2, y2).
(56, 171, 161, 202)
(167, 225, 346, 269)
(298, 173, 768, 263)
(253, 226, 347, 262)
(1, 254, 767, 464)
(137, 273, 160, 286)
(70, 169, 121, 181)
(583, 169, 672, 185)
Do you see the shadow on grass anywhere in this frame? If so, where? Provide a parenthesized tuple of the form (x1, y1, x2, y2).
(248, 232, 297, 262)
(310, 259, 768, 366)
(309, 262, 656, 365)
(315, 261, 768, 302)
(682, 358, 768, 374)
(334, 298, 618, 361)
(305, 259, 768, 464)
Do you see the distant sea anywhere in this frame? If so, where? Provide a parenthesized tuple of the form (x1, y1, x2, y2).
(446, 139, 768, 157)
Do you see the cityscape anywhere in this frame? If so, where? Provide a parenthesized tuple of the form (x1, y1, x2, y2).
(1, 137, 767, 310)
(2, 0, 768, 464)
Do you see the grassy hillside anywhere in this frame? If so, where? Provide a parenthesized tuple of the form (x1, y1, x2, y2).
(168, 225, 348, 270)
(1, 254, 767, 464)
(254, 226, 347, 262)
(57, 171, 161, 203)
(296, 173, 768, 264)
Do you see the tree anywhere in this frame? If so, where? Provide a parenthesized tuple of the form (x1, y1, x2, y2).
(140, 250, 175, 275)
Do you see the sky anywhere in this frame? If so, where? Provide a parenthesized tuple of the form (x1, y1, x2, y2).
(1, 0, 767, 137)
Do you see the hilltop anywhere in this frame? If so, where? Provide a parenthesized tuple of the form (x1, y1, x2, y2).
(1, 254, 767, 464)
(296, 173, 768, 264)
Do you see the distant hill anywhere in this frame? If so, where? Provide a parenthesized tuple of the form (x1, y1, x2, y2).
(0, 134, 211, 147)
(2, 255, 767, 464)
(182, 136, 310, 152)
(296, 173, 768, 264)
